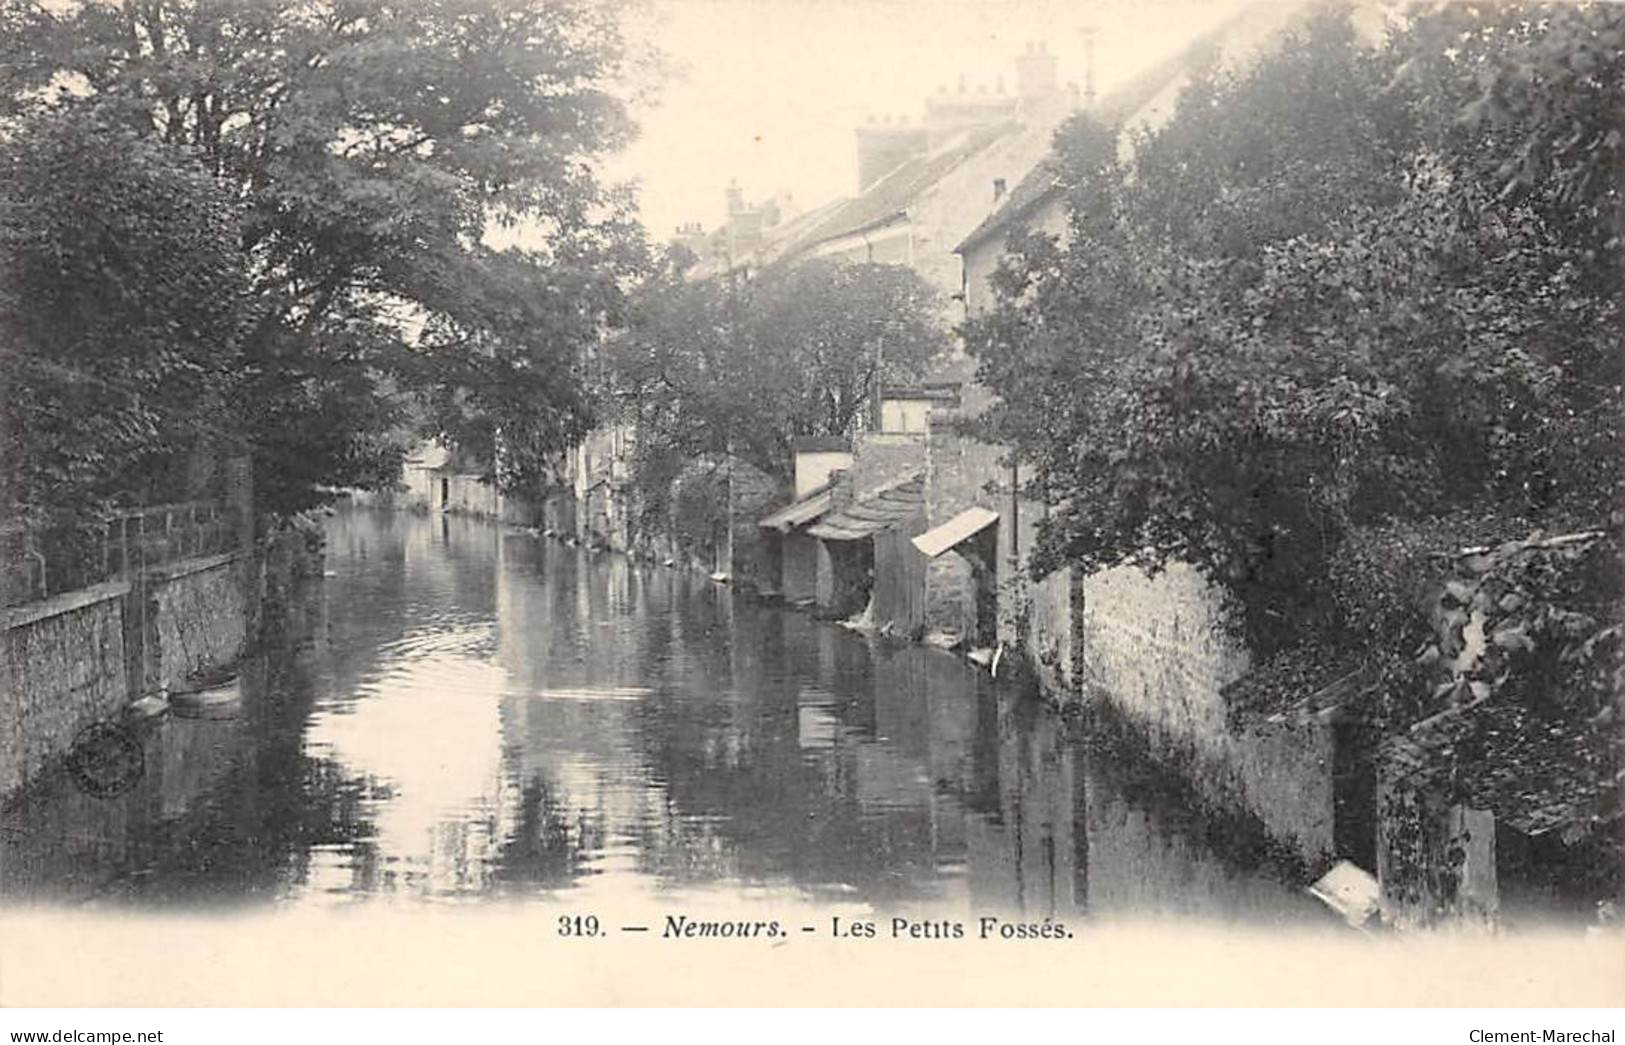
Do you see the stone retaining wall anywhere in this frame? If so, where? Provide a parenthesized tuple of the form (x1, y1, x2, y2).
(0, 582, 133, 799)
(1, 532, 323, 804)
(1077, 561, 1336, 867)
(144, 552, 247, 695)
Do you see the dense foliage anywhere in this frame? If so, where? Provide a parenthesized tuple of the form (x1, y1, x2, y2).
(1, 0, 646, 513)
(0, 110, 251, 552)
(608, 253, 948, 523)
(963, 4, 1622, 725)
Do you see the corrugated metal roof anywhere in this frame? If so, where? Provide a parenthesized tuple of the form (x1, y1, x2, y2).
(758, 488, 834, 531)
(806, 475, 924, 541)
(911, 506, 999, 558)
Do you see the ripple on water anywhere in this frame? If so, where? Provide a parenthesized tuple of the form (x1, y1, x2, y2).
(0, 508, 1334, 929)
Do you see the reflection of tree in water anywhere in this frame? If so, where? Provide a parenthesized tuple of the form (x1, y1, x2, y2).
(625, 597, 947, 906)
(15, 648, 381, 908)
(490, 773, 600, 892)
(89, 750, 378, 908)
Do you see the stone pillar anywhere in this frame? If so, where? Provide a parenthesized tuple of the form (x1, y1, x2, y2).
(1069, 566, 1087, 696)
(1449, 804, 1500, 925)
(223, 455, 254, 553)
(1377, 738, 1500, 929)
(222, 454, 256, 648)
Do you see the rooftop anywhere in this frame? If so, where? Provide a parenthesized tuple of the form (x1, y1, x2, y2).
(806, 475, 925, 541)
(783, 123, 1018, 260)
(954, 2, 1285, 256)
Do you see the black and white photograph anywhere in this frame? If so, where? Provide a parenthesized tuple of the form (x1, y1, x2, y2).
(0, 0, 1621, 1016)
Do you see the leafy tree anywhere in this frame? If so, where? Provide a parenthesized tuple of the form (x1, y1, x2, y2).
(610, 253, 949, 487)
(962, 1, 1623, 719)
(0, 109, 253, 587)
(1, 0, 648, 512)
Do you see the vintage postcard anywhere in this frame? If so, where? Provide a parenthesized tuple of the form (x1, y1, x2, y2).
(0, 0, 1621, 1011)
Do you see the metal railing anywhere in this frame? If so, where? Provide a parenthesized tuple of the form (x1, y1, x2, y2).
(2, 500, 242, 610)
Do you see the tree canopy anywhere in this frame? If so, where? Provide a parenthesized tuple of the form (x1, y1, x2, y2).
(0, 109, 252, 523)
(609, 253, 949, 486)
(962, 3, 1623, 725)
(1, 0, 648, 513)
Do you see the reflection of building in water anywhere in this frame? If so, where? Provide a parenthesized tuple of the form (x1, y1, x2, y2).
(3, 510, 1354, 922)
(952, 689, 1330, 927)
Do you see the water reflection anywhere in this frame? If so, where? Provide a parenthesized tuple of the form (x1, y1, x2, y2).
(1, 508, 1328, 927)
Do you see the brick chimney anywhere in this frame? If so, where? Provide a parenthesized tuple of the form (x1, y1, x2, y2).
(1015, 41, 1058, 103)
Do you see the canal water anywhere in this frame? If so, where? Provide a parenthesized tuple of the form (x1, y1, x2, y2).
(1, 508, 1330, 927)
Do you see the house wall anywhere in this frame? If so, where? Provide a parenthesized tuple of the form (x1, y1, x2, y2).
(922, 426, 1044, 650)
(880, 399, 933, 434)
(729, 464, 785, 590)
(848, 433, 925, 490)
(795, 451, 852, 499)
(924, 552, 974, 640)
(757, 533, 785, 597)
(401, 465, 435, 512)
(436, 473, 501, 519)
(825, 433, 927, 623)
(909, 103, 1074, 325)
(962, 193, 1068, 316)
(570, 424, 637, 548)
(872, 514, 930, 637)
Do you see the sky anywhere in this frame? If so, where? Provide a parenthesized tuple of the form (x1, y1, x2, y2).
(604, 0, 1260, 241)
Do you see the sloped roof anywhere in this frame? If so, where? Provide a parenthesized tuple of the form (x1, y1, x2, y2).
(955, 156, 1062, 256)
(783, 123, 1018, 260)
(912, 506, 999, 558)
(806, 475, 925, 541)
(751, 198, 850, 266)
(955, 4, 1275, 255)
(759, 486, 834, 531)
(404, 441, 451, 470)
(686, 197, 851, 281)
